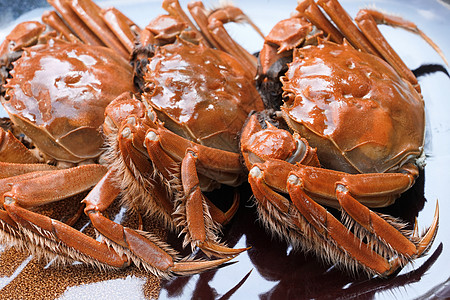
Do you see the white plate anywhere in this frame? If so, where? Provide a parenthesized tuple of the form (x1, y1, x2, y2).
(1, 1, 450, 299)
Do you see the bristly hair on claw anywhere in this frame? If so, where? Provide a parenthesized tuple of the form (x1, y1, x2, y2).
(101, 127, 178, 230)
(173, 187, 224, 255)
(0, 220, 115, 271)
(0, 215, 224, 278)
(340, 209, 417, 268)
(96, 229, 182, 278)
(101, 118, 233, 260)
(252, 195, 396, 277)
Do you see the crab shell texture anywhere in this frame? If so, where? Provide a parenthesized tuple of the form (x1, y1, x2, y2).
(142, 39, 264, 153)
(2, 39, 135, 163)
(281, 42, 424, 174)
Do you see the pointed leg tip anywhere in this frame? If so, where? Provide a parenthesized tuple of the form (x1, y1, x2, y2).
(199, 240, 249, 258)
(415, 199, 440, 257)
(435, 199, 440, 215)
(171, 256, 236, 276)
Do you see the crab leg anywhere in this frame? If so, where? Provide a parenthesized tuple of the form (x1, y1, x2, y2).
(296, 0, 343, 43)
(315, 0, 379, 55)
(182, 149, 216, 249)
(180, 148, 247, 257)
(143, 128, 239, 226)
(283, 165, 439, 275)
(336, 184, 439, 259)
(0, 164, 130, 267)
(158, 128, 242, 178)
(66, 0, 129, 57)
(81, 168, 231, 276)
(120, 120, 244, 252)
(0, 164, 58, 228)
(163, 0, 204, 40)
(0, 162, 230, 275)
(82, 169, 120, 213)
(117, 114, 243, 226)
(100, 7, 140, 54)
(3, 165, 106, 208)
(121, 120, 239, 227)
(87, 205, 233, 276)
(356, 9, 448, 64)
(145, 127, 242, 207)
(288, 164, 416, 208)
(41, 10, 80, 43)
(143, 128, 243, 221)
(0, 164, 94, 252)
(3, 201, 130, 267)
(284, 171, 439, 275)
(0, 207, 17, 228)
(208, 191, 240, 225)
(415, 202, 440, 256)
(143, 129, 179, 181)
(354, 11, 417, 87)
(248, 162, 327, 247)
(198, 6, 260, 77)
(187, 1, 221, 49)
(209, 5, 265, 39)
(117, 121, 175, 217)
(248, 160, 412, 275)
(286, 177, 393, 276)
(0, 170, 57, 199)
(78, 148, 236, 274)
(188, 1, 264, 67)
(354, 9, 448, 89)
(248, 162, 291, 214)
(249, 158, 417, 208)
(48, 0, 104, 46)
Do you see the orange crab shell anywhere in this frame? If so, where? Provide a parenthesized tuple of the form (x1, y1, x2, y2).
(142, 39, 264, 153)
(2, 39, 135, 163)
(281, 42, 425, 174)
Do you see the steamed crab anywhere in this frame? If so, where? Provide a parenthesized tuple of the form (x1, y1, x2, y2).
(0, 0, 264, 277)
(240, 0, 442, 276)
(0, 17, 136, 266)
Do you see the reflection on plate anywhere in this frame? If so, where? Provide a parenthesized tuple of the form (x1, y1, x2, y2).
(0, 1, 449, 299)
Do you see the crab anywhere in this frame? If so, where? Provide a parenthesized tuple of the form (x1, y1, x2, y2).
(0, 0, 143, 165)
(90, 0, 265, 271)
(240, 0, 442, 277)
(0, 16, 137, 266)
(0, 0, 264, 277)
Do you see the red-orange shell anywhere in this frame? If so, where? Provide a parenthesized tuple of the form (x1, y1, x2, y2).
(142, 39, 264, 153)
(281, 42, 424, 173)
(3, 39, 135, 162)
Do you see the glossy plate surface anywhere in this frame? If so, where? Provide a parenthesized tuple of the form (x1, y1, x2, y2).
(0, 0, 449, 299)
